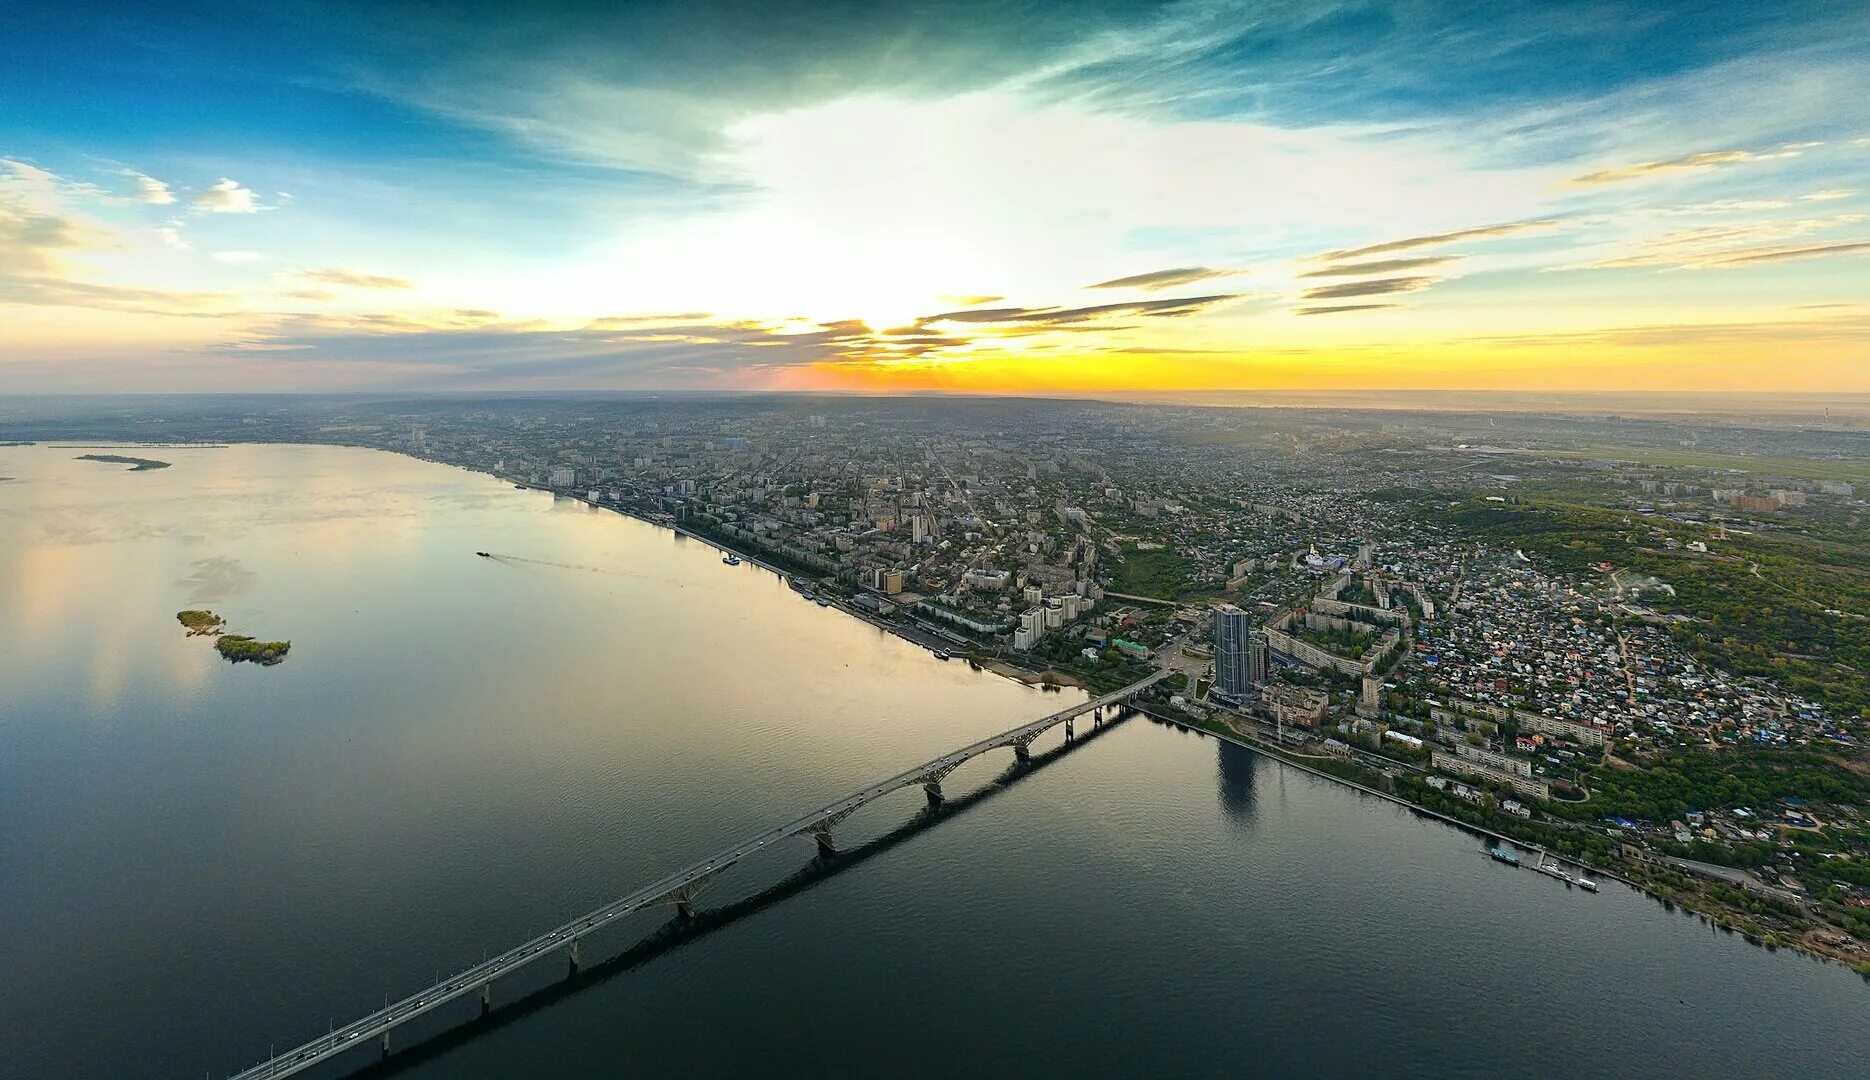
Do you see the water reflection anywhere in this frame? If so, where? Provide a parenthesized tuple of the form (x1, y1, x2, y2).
(350, 718, 1128, 1078)
(1216, 738, 1259, 823)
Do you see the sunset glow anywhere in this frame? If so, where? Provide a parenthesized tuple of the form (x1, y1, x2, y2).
(3, 2, 1867, 393)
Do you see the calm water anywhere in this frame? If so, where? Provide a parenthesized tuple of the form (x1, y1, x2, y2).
(1, 443, 1865, 1080)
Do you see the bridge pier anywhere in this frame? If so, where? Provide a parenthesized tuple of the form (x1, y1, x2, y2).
(480, 982, 491, 1013)
(565, 937, 582, 972)
(1014, 741, 1032, 762)
(813, 829, 838, 857)
(676, 898, 697, 919)
(924, 780, 944, 804)
(380, 1031, 391, 1059)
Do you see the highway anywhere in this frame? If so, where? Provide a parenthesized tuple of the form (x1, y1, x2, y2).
(225, 669, 1168, 1079)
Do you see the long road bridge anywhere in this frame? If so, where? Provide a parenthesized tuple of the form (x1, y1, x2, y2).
(226, 669, 1169, 1080)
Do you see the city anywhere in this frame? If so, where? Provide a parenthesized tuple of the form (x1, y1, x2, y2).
(7, 0, 1870, 1076)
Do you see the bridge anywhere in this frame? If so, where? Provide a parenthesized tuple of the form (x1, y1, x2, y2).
(225, 669, 1169, 1079)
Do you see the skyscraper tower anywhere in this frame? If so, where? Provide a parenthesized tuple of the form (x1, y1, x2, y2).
(1213, 605, 1253, 700)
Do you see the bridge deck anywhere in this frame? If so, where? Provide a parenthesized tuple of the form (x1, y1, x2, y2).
(226, 670, 1166, 1079)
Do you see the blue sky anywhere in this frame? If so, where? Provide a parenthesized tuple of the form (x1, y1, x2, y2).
(2, 0, 1867, 392)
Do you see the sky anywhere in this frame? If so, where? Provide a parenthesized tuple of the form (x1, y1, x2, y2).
(2, 0, 1868, 394)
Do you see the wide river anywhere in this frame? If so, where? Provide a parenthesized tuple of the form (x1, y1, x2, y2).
(1, 443, 1865, 1079)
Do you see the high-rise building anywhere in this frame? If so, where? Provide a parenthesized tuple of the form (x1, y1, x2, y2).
(1248, 628, 1269, 687)
(1213, 605, 1253, 699)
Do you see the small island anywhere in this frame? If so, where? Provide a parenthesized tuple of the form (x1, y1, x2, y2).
(214, 635, 292, 666)
(175, 609, 291, 666)
(176, 609, 226, 635)
(77, 453, 171, 471)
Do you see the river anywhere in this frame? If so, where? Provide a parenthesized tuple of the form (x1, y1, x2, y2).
(1, 442, 1864, 1079)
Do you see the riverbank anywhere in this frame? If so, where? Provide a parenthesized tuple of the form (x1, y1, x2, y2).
(535, 484, 1049, 677)
(487, 470, 1869, 973)
(1142, 705, 1870, 975)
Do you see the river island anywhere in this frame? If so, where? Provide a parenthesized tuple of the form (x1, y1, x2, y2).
(175, 609, 291, 665)
(175, 609, 226, 635)
(77, 453, 171, 471)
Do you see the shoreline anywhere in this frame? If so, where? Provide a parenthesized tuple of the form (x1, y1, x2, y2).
(472, 461, 1867, 975)
(503, 478, 1069, 688)
(1140, 706, 1869, 975)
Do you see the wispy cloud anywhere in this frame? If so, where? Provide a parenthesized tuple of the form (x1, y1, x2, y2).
(1300, 276, 1437, 300)
(1318, 221, 1557, 261)
(1086, 266, 1238, 290)
(1568, 147, 1805, 186)
(1568, 215, 1868, 269)
(925, 294, 1238, 324)
(1294, 303, 1403, 316)
(0, 276, 234, 314)
(1703, 239, 1870, 267)
(1298, 255, 1459, 278)
(1803, 189, 1857, 201)
(291, 267, 416, 289)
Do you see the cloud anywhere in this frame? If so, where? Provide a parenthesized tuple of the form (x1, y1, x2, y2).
(221, 312, 855, 387)
(291, 267, 416, 290)
(0, 275, 233, 315)
(280, 288, 335, 302)
(1803, 189, 1857, 201)
(0, 204, 91, 277)
(133, 173, 176, 205)
(924, 293, 1238, 325)
(1300, 276, 1437, 300)
(194, 178, 261, 214)
(0, 161, 238, 316)
(1318, 220, 1558, 261)
(1702, 239, 1870, 267)
(1568, 215, 1868, 269)
(1294, 303, 1403, 316)
(937, 294, 1003, 306)
(1568, 147, 1804, 186)
(213, 250, 265, 264)
(1298, 255, 1460, 278)
(1086, 266, 1238, 290)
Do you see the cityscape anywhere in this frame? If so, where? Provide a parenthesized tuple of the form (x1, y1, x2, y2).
(6, 0, 1870, 1077)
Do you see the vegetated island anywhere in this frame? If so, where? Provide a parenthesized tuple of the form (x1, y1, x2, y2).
(77, 453, 171, 471)
(175, 609, 291, 666)
(215, 635, 292, 666)
(175, 609, 226, 636)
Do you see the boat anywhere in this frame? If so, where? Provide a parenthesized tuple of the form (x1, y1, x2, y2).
(800, 589, 816, 601)
(475, 551, 491, 558)
(934, 650, 951, 661)
(513, 484, 526, 489)
(815, 597, 831, 606)
(721, 554, 742, 566)
(1577, 876, 1600, 892)
(1489, 847, 1521, 866)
